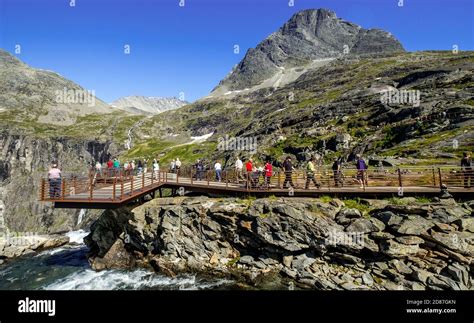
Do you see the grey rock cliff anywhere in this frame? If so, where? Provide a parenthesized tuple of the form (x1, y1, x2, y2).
(213, 8, 404, 93)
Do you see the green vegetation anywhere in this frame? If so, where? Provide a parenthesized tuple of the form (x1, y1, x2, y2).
(343, 198, 370, 215)
(319, 195, 333, 203)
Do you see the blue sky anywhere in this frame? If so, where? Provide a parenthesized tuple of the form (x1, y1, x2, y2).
(0, 0, 473, 102)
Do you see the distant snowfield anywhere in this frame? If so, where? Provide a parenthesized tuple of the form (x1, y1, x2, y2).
(190, 132, 214, 143)
(211, 58, 335, 98)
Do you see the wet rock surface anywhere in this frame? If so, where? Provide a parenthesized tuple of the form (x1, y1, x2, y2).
(85, 196, 474, 290)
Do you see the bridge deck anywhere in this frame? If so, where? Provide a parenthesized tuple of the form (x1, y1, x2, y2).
(39, 167, 474, 208)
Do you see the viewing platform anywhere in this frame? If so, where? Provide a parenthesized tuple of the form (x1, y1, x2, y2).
(39, 166, 474, 209)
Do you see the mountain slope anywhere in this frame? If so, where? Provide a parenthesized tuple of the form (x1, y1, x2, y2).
(212, 8, 404, 94)
(111, 96, 188, 115)
(0, 49, 112, 125)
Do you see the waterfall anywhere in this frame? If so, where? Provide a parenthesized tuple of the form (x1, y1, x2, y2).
(77, 209, 86, 226)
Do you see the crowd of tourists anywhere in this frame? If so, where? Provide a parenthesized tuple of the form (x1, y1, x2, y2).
(47, 152, 473, 198)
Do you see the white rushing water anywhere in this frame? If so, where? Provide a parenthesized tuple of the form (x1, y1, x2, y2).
(65, 229, 89, 245)
(43, 269, 231, 290)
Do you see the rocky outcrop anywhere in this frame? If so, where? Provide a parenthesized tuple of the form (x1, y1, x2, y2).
(0, 233, 69, 261)
(213, 8, 404, 93)
(86, 196, 474, 290)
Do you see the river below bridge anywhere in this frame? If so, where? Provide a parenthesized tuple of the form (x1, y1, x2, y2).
(0, 231, 238, 290)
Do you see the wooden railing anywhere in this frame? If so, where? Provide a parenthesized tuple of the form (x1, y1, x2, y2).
(39, 166, 473, 202)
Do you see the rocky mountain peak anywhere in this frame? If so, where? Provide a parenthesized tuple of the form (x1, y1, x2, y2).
(212, 8, 405, 94)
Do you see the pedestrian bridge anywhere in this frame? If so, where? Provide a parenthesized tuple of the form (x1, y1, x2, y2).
(39, 166, 474, 209)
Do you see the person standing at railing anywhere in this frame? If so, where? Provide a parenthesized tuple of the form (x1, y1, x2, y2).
(48, 163, 62, 198)
(461, 152, 472, 188)
(264, 160, 273, 188)
(175, 158, 182, 175)
(355, 154, 368, 188)
(123, 161, 130, 178)
(245, 158, 253, 183)
(137, 159, 143, 175)
(130, 160, 136, 175)
(235, 157, 244, 183)
(170, 159, 176, 174)
(107, 159, 113, 177)
(153, 159, 160, 180)
(143, 159, 148, 175)
(332, 156, 343, 187)
(113, 158, 120, 176)
(282, 156, 295, 189)
(196, 159, 204, 180)
(95, 161, 102, 177)
(214, 160, 222, 182)
(305, 156, 321, 189)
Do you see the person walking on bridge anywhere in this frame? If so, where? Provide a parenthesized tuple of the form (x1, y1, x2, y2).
(113, 158, 120, 176)
(175, 158, 182, 175)
(305, 156, 321, 189)
(95, 161, 102, 177)
(461, 152, 472, 188)
(170, 159, 176, 174)
(245, 158, 253, 184)
(48, 163, 62, 198)
(196, 159, 204, 181)
(214, 160, 222, 182)
(107, 159, 113, 177)
(264, 160, 273, 188)
(282, 156, 295, 189)
(153, 159, 160, 180)
(355, 154, 368, 188)
(235, 157, 244, 183)
(137, 159, 143, 175)
(332, 157, 343, 187)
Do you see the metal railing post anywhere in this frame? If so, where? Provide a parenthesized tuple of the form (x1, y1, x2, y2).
(41, 178, 45, 200)
(142, 171, 145, 191)
(89, 174, 93, 201)
(120, 175, 124, 200)
(112, 177, 116, 201)
(398, 168, 403, 189)
(438, 168, 443, 189)
(432, 167, 437, 187)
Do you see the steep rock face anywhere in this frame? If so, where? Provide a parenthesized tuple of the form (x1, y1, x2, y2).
(86, 197, 473, 290)
(213, 9, 404, 92)
(111, 96, 188, 115)
(0, 49, 112, 125)
(0, 130, 115, 233)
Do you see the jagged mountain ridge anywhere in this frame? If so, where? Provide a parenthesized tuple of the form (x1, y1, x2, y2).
(212, 8, 404, 94)
(111, 96, 188, 115)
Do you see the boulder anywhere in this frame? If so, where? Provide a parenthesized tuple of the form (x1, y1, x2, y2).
(452, 217, 474, 233)
(395, 236, 424, 245)
(396, 216, 434, 235)
(380, 239, 419, 258)
(372, 211, 403, 227)
(345, 218, 382, 233)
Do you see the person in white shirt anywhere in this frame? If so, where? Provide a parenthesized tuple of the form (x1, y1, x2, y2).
(153, 159, 160, 179)
(235, 157, 243, 183)
(95, 161, 102, 176)
(175, 158, 182, 174)
(214, 161, 222, 182)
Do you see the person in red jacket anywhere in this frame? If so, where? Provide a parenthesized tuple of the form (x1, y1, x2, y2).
(245, 159, 253, 187)
(264, 160, 273, 187)
(245, 159, 253, 172)
(107, 159, 113, 176)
